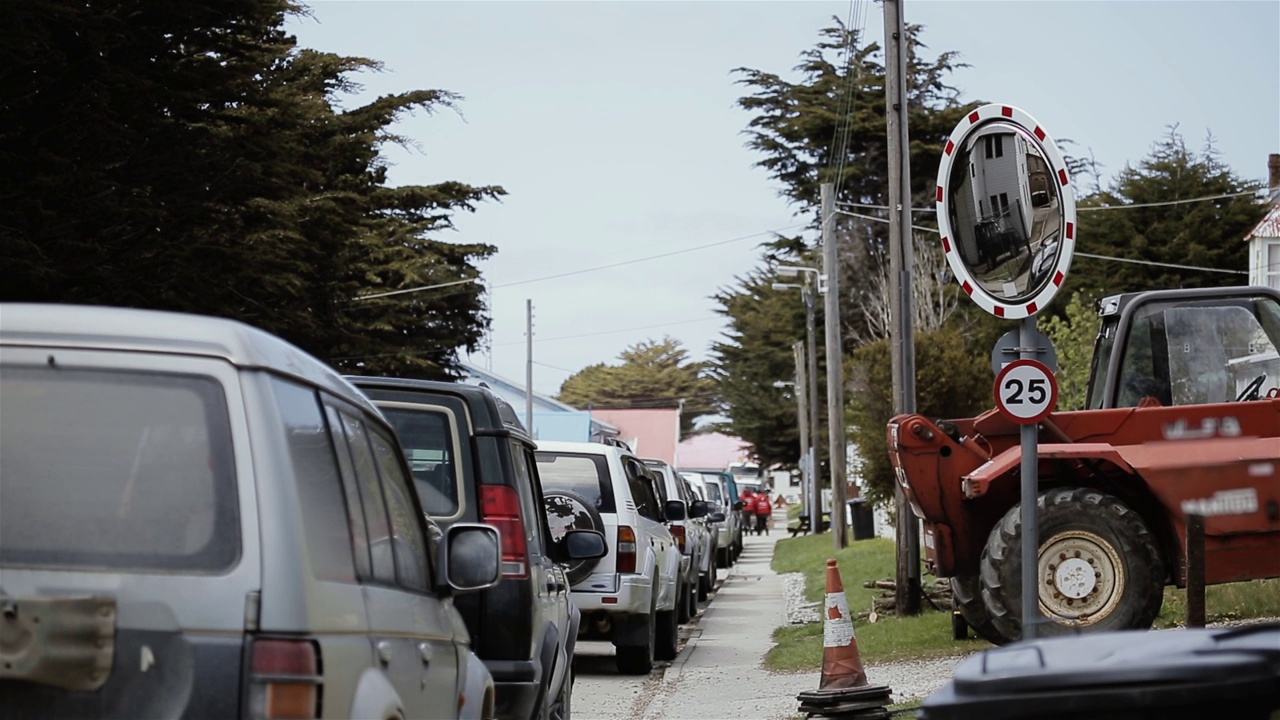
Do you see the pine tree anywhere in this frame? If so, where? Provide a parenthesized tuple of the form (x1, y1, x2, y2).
(557, 338, 718, 438)
(1068, 127, 1266, 300)
(0, 0, 502, 378)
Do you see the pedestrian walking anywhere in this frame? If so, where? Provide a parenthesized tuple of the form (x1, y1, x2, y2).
(754, 492, 773, 535)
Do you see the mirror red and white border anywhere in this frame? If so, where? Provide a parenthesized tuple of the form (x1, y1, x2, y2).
(935, 104, 1077, 319)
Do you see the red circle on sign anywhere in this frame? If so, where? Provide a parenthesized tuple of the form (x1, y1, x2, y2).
(993, 358, 1059, 424)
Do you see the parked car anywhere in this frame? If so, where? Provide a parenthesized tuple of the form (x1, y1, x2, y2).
(676, 473, 722, 599)
(0, 304, 499, 720)
(680, 470, 743, 568)
(535, 441, 684, 675)
(348, 377, 607, 720)
(642, 459, 716, 620)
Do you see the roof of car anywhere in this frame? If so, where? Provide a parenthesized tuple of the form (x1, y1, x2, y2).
(346, 375, 532, 442)
(534, 440, 628, 456)
(0, 303, 377, 414)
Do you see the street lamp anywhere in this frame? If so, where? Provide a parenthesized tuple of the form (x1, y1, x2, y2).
(774, 266, 823, 533)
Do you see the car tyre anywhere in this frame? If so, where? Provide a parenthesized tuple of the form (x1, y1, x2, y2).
(980, 487, 1164, 642)
(614, 608, 655, 676)
(677, 579, 692, 624)
(716, 546, 730, 569)
(950, 575, 1006, 645)
(654, 607, 679, 661)
(697, 572, 710, 603)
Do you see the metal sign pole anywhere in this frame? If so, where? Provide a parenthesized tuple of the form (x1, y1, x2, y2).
(1019, 315, 1039, 640)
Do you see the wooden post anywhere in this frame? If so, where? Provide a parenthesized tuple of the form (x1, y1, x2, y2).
(1186, 514, 1206, 628)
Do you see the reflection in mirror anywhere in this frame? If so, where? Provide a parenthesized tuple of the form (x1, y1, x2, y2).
(947, 121, 1064, 304)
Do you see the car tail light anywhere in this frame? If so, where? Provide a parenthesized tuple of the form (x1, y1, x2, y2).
(670, 524, 687, 554)
(616, 525, 637, 574)
(481, 484, 529, 578)
(248, 638, 321, 720)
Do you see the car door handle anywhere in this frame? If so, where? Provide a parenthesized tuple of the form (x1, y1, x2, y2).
(418, 642, 433, 666)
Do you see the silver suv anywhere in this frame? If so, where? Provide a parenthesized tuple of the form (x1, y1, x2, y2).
(535, 441, 684, 675)
(0, 304, 501, 720)
(643, 459, 718, 616)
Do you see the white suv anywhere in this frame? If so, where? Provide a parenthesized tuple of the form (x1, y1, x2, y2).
(536, 441, 684, 675)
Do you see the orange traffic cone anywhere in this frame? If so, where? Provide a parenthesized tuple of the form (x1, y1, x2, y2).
(819, 558, 868, 689)
(797, 560, 892, 718)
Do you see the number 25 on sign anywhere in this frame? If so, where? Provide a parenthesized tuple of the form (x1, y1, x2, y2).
(994, 359, 1059, 424)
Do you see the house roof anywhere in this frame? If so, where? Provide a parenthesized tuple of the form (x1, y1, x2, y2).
(458, 362, 619, 434)
(1245, 199, 1280, 242)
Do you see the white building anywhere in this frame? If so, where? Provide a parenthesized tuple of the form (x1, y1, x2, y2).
(1244, 153, 1280, 291)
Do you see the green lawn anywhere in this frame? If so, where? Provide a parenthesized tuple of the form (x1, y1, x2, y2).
(766, 533, 1280, 672)
(767, 534, 991, 670)
(1156, 578, 1280, 627)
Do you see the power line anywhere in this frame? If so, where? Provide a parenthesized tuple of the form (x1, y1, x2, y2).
(352, 277, 479, 301)
(836, 209, 1254, 276)
(836, 189, 1258, 215)
(836, 208, 935, 234)
(493, 316, 724, 347)
(532, 360, 577, 374)
(583, 390, 721, 409)
(1074, 252, 1247, 276)
(342, 223, 807, 308)
(490, 224, 807, 290)
(1078, 190, 1257, 211)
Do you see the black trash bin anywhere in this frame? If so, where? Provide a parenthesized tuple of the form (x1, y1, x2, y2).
(849, 498, 875, 541)
(919, 624, 1280, 720)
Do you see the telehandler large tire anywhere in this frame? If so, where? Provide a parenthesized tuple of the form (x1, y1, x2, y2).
(980, 486, 1164, 642)
(950, 575, 1010, 645)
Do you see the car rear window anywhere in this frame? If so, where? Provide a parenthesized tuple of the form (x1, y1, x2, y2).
(380, 407, 462, 518)
(0, 366, 239, 572)
(683, 472, 722, 504)
(535, 452, 616, 513)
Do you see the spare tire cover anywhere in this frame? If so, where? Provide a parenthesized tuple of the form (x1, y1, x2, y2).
(544, 489, 607, 586)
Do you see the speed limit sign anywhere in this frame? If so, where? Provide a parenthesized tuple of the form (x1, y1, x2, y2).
(994, 359, 1059, 424)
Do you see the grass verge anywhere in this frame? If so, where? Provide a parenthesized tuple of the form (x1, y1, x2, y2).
(768, 534, 1280, 672)
(1155, 578, 1280, 627)
(766, 534, 991, 670)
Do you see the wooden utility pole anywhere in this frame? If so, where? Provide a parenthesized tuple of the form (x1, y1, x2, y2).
(805, 282, 822, 533)
(821, 182, 849, 549)
(793, 342, 811, 515)
(885, 0, 922, 615)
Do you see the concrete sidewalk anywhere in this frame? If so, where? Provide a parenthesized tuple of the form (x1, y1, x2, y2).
(640, 511, 820, 720)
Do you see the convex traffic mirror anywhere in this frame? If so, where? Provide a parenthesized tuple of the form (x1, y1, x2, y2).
(936, 105, 1077, 318)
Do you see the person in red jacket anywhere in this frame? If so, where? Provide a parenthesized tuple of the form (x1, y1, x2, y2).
(754, 492, 773, 535)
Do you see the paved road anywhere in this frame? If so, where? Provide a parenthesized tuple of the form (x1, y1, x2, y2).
(573, 519, 819, 720)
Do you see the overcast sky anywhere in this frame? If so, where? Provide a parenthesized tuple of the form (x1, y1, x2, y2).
(290, 1, 1280, 395)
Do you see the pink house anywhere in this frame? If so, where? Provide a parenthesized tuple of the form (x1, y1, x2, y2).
(673, 432, 753, 471)
(589, 408, 681, 464)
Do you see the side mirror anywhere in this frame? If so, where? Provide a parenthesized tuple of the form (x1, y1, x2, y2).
(709, 512, 726, 523)
(438, 523, 501, 594)
(562, 529, 607, 561)
(664, 500, 686, 522)
(688, 500, 710, 519)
